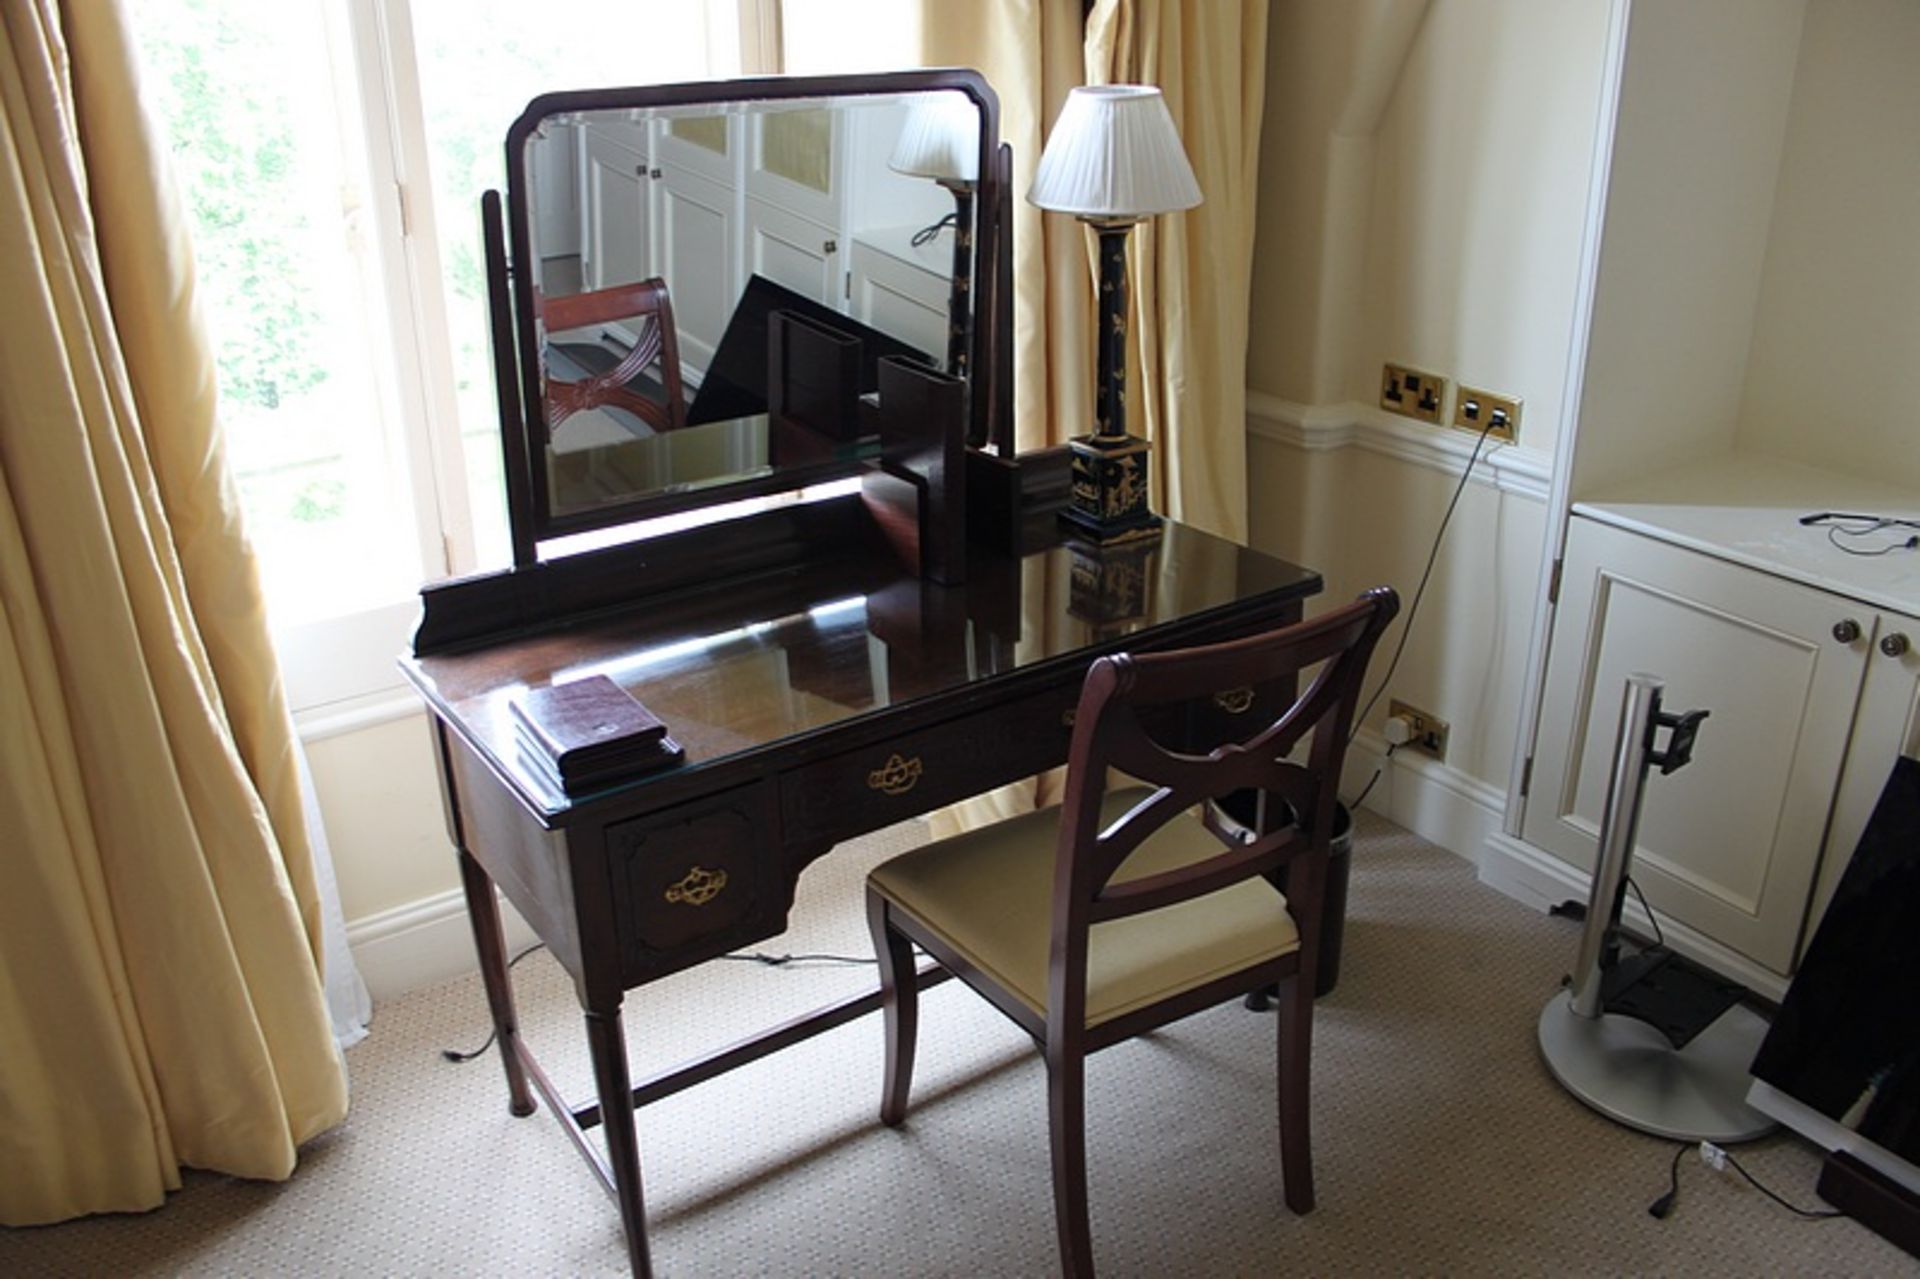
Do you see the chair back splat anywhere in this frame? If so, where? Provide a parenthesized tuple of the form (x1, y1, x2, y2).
(1050, 587, 1398, 1043)
(864, 587, 1399, 1278)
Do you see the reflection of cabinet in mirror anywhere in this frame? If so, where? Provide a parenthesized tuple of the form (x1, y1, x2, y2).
(551, 102, 951, 385)
(493, 71, 1008, 556)
(848, 227, 954, 366)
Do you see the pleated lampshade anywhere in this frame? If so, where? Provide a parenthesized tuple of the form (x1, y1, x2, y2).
(1028, 84, 1202, 218)
(887, 93, 979, 184)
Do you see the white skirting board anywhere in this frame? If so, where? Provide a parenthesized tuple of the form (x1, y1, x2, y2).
(346, 887, 541, 1003)
(1477, 829, 1790, 1002)
(1345, 729, 1791, 1003)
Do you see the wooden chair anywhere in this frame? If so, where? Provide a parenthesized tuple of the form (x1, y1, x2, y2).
(865, 588, 1399, 1276)
(541, 278, 687, 433)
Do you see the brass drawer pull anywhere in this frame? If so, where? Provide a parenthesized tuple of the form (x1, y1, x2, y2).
(664, 865, 728, 907)
(868, 752, 923, 796)
(1213, 686, 1256, 715)
(1062, 708, 1077, 728)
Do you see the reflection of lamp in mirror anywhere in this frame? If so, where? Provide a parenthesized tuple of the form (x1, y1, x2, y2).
(888, 95, 979, 380)
(1030, 84, 1201, 543)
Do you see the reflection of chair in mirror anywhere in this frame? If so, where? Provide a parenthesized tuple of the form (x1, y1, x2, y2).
(541, 278, 687, 436)
(864, 589, 1399, 1277)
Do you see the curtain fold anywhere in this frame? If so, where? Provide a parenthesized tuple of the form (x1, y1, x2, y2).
(0, 0, 347, 1226)
(919, 1, 1268, 833)
(919, 0, 1090, 835)
(1087, 0, 1267, 544)
(921, 0, 1092, 455)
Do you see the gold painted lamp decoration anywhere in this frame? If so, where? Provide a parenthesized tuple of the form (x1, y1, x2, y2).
(1029, 84, 1202, 543)
(888, 93, 980, 379)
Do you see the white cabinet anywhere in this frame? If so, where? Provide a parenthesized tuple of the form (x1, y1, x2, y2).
(580, 123, 652, 292)
(1808, 611, 1920, 931)
(1525, 513, 1919, 976)
(654, 161, 738, 372)
(849, 226, 952, 365)
(743, 197, 839, 308)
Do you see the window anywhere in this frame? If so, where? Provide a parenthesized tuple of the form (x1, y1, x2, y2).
(129, 0, 915, 721)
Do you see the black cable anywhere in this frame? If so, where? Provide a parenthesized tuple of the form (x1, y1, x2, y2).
(1624, 875, 1664, 949)
(440, 942, 548, 1063)
(1801, 511, 1920, 557)
(1721, 1149, 1844, 1220)
(1648, 1141, 1686, 1218)
(910, 211, 958, 247)
(1826, 524, 1919, 557)
(1345, 744, 1396, 810)
(717, 951, 877, 968)
(1648, 1141, 1844, 1221)
(1349, 420, 1496, 747)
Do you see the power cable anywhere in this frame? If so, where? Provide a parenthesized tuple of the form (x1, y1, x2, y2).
(1341, 419, 1496, 809)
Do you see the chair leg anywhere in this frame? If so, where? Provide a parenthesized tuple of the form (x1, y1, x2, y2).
(866, 890, 919, 1126)
(1275, 972, 1316, 1214)
(1047, 1048, 1096, 1279)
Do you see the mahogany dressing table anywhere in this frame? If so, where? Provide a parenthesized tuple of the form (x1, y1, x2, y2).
(401, 70, 1321, 1276)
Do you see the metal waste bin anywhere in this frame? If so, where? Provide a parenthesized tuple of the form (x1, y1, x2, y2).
(1221, 793, 1354, 998)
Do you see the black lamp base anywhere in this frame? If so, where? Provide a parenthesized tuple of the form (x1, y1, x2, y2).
(1061, 432, 1161, 544)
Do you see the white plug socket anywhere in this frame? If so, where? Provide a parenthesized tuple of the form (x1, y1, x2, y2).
(1383, 714, 1415, 747)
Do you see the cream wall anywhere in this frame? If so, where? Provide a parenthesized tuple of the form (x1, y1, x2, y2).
(1246, 0, 1614, 844)
(1737, 0, 1920, 489)
(306, 711, 455, 923)
(1567, 0, 1806, 499)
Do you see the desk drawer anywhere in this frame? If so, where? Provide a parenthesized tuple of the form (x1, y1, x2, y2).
(781, 685, 1079, 845)
(608, 783, 779, 981)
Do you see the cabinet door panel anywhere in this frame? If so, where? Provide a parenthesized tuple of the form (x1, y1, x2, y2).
(745, 197, 840, 309)
(582, 125, 650, 291)
(1523, 517, 1868, 972)
(1804, 609, 1920, 943)
(656, 162, 738, 374)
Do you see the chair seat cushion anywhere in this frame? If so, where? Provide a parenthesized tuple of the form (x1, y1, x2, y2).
(869, 788, 1300, 1028)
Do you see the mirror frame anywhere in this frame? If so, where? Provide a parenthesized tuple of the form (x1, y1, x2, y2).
(497, 69, 1002, 552)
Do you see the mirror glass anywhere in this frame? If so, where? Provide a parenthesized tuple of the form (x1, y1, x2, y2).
(514, 86, 984, 527)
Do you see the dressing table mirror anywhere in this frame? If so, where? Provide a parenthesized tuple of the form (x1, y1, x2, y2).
(481, 69, 1007, 563)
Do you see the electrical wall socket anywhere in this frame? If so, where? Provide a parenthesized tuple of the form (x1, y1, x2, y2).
(1452, 385, 1521, 444)
(1381, 363, 1447, 425)
(1387, 699, 1450, 762)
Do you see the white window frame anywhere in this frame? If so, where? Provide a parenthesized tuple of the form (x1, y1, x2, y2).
(279, 0, 791, 736)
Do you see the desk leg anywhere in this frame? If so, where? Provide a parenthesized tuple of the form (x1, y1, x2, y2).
(585, 1005, 654, 1278)
(457, 849, 536, 1117)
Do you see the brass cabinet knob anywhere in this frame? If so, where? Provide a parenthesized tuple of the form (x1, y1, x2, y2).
(1832, 618, 1863, 644)
(1882, 632, 1911, 658)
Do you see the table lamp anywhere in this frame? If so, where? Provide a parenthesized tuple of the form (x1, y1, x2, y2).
(1029, 84, 1201, 543)
(889, 94, 980, 379)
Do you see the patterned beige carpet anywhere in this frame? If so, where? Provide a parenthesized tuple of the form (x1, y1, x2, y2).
(4, 813, 1913, 1276)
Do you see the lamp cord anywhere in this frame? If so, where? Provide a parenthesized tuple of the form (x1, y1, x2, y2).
(1348, 419, 1496, 748)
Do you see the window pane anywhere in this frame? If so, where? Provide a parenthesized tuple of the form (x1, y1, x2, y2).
(130, 0, 425, 625)
(408, 0, 730, 571)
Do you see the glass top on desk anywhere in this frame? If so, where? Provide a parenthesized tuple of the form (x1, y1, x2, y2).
(404, 519, 1320, 818)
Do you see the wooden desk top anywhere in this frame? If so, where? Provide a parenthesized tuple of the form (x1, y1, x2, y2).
(403, 498, 1320, 824)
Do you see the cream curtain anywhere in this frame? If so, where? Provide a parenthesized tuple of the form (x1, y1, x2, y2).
(918, 0, 1089, 833)
(0, 0, 347, 1226)
(921, 0, 1093, 455)
(1088, 0, 1268, 543)
(919, 1, 1268, 833)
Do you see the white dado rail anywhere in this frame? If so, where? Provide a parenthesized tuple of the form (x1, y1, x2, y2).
(1246, 390, 1552, 504)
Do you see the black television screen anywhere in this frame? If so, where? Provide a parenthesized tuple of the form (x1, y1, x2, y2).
(686, 274, 935, 428)
(1750, 756, 1920, 1167)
